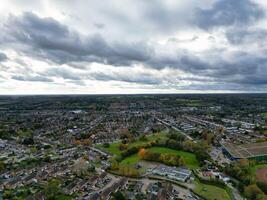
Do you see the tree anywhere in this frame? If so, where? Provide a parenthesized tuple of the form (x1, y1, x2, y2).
(202, 132, 214, 144)
(138, 148, 146, 158)
(0, 161, 5, 172)
(257, 181, 267, 194)
(82, 138, 92, 146)
(119, 143, 128, 151)
(182, 140, 197, 152)
(74, 140, 81, 146)
(72, 158, 91, 176)
(22, 137, 34, 145)
(45, 179, 62, 200)
(139, 134, 148, 141)
(110, 159, 119, 170)
(244, 184, 264, 200)
(179, 157, 186, 166)
(118, 165, 140, 177)
(103, 142, 110, 148)
(111, 191, 126, 200)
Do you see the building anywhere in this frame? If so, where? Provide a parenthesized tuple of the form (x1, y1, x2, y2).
(152, 165, 191, 182)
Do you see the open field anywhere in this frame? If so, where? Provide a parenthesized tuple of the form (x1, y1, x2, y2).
(251, 164, 267, 182)
(194, 180, 231, 200)
(223, 142, 267, 159)
(120, 147, 199, 169)
(96, 133, 167, 156)
(120, 154, 140, 165)
(256, 168, 267, 182)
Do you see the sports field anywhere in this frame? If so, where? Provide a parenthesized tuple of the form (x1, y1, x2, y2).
(251, 164, 267, 182)
(223, 142, 267, 159)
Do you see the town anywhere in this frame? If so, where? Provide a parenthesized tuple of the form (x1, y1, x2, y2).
(1, 94, 267, 200)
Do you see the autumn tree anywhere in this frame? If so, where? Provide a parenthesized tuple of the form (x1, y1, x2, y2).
(138, 148, 146, 158)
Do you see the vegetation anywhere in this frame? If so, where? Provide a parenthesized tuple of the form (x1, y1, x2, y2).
(97, 132, 167, 156)
(244, 184, 266, 200)
(2, 187, 32, 199)
(111, 191, 126, 200)
(0, 160, 6, 172)
(194, 179, 231, 200)
(44, 179, 72, 200)
(148, 147, 199, 169)
(225, 159, 267, 199)
(139, 148, 185, 166)
(120, 147, 199, 169)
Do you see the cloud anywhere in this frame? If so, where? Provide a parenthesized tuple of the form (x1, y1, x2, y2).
(0, 1, 267, 93)
(226, 28, 267, 45)
(3, 12, 154, 66)
(43, 67, 83, 80)
(195, 0, 264, 29)
(0, 52, 8, 62)
(11, 75, 53, 82)
(89, 71, 162, 85)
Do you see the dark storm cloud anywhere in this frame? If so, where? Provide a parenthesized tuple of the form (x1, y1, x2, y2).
(12, 75, 53, 82)
(4, 12, 153, 66)
(195, 0, 264, 29)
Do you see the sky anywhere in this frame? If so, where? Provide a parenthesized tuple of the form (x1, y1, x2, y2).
(0, 0, 267, 94)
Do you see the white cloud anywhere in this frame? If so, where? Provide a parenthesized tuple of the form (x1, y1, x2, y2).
(0, 0, 267, 94)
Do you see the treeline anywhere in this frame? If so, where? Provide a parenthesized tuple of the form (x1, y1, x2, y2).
(225, 159, 267, 200)
(138, 148, 185, 166)
(158, 132, 210, 166)
(116, 132, 210, 166)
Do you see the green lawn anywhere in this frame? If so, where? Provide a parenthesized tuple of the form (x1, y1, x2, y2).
(262, 112, 267, 118)
(96, 133, 167, 156)
(194, 180, 231, 200)
(120, 154, 140, 165)
(148, 147, 199, 169)
(97, 141, 121, 156)
(120, 147, 199, 169)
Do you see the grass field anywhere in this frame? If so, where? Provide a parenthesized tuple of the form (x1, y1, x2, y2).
(262, 112, 267, 119)
(194, 180, 231, 200)
(96, 133, 167, 156)
(120, 147, 199, 169)
(251, 164, 267, 182)
(251, 164, 267, 174)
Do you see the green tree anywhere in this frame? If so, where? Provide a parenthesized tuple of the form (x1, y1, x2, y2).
(244, 184, 264, 200)
(0, 161, 5, 172)
(111, 191, 126, 200)
(45, 179, 62, 200)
